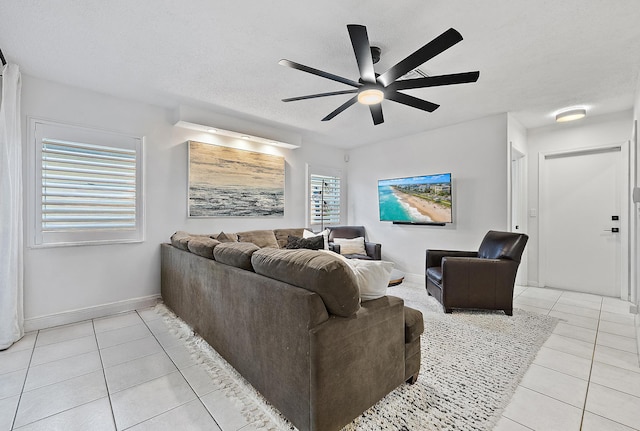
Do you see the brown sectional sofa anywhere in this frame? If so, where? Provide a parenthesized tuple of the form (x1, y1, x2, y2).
(161, 229, 423, 431)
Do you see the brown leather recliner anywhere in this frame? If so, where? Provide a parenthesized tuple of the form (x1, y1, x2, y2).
(327, 225, 381, 260)
(425, 230, 528, 315)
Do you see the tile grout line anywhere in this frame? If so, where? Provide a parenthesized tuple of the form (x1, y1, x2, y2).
(92, 318, 118, 431)
(578, 297, 603, 431)
(136, 308, 224, 431)
(10, 331, 39, 431)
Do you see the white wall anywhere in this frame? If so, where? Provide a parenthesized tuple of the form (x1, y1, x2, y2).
(21, 75, 346, 326)
(525, 110, 633, 287)
(347, 114, 509, 279)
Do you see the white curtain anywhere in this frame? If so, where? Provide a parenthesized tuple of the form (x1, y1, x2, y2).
(0, 63, 24, 350)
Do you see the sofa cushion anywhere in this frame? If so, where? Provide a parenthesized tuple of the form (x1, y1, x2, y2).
(404, 306, 424, 344)
(187, 237, 221, 259)
(251, 248, 360, 317)
(213, 231, 238, 243)
(213, 242, 260, 271)
(237, 229, 279, 248)
(170, 231, 213, 250)
(274, 228, 305, 248)
(285, 235, 324, 250)
(334, 237, 366, 255)
(170, 231, 192, 250)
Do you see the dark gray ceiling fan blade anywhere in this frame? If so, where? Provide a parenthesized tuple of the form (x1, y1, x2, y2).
(347, 24, 376, 84)
(389, 71, 480, 91)
(369, 103, 384, 125)
(322, 96, 358, 121)
(279, 59, 361, 88)
(378, 28, 464, 87)
(282, 89, 358, 102)
(387, 91, 439, 112)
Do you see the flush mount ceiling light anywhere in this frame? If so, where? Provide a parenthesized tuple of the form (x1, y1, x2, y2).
(357, 87, 384, 105)
(556, 108, 586, 123)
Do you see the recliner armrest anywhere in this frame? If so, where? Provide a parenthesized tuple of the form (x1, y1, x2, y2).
(441, 256, 518, 296)
(329, 242, 340, 254)
(365, 241, 381, 260)
(425, 249, 477, 269)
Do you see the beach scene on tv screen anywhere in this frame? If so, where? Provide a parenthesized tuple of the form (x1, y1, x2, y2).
(378, 173, 452, 223)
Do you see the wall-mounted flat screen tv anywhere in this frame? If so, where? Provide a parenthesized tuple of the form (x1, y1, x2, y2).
(378, 173, 452, 224)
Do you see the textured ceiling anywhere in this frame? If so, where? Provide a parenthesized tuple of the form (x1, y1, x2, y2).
(1, 0, 639, 148)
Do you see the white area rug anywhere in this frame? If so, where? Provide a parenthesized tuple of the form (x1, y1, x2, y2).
(156, 283, 557, 431)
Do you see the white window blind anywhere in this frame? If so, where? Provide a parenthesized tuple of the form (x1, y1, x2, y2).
(309, 174, 341, 227)
(30, 119, 144, 246)
(41, 139, 137, 231)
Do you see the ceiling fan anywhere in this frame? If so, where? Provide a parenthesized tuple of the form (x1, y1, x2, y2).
(279, 25, 479, 125)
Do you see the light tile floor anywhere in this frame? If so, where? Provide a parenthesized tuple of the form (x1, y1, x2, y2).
(0, 284, 638, 431)
(496, 286, 640, 431)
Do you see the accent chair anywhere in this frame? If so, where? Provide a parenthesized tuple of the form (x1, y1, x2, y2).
(425, 230, 528, 315)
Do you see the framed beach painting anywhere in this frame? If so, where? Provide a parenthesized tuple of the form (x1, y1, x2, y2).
(188, 141, 285, 217)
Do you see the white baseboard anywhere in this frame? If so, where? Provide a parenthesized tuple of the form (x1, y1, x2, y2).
(24, 295, 162, 332)
(526, 281, 541, 287)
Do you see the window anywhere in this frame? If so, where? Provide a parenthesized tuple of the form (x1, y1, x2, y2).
(29, 119, 144, 246)
(308, 167, 342, 229)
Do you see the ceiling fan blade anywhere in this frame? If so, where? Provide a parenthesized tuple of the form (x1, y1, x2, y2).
(322, 96, 358, 121)
(347, 24, 376, 84)
(378, 28, 464, 87)
(387, 91, 440, 112)
(282, 89, 358, 102)
(279, 59, 360, 88)
(369, 103, 384, 125)
(389, 71, 480, 91)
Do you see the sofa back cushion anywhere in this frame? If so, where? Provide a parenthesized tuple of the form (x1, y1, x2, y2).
(251, 248, 360, 317)
(213, 242, 260, 271)
(187, 237, 221, 259)
(236, 229, 280, 248)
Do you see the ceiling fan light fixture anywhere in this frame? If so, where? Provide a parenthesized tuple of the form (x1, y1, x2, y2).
(358, 88, 384, 105)
(556, 108, 586, 123)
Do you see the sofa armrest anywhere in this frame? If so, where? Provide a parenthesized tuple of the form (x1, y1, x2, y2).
(365, 241, 382, 260)
(426, 249, 477, 269)
(309, 295, 405, 431)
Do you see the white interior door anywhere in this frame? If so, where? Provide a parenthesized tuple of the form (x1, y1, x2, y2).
(540, 145, 627, 297)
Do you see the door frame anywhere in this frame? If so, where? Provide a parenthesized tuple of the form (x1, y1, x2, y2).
(538, 141, 630, 299)
(510, 145, 527, 284)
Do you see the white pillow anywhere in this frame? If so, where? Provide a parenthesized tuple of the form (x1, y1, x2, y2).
(349, 260, 394, 301)
(334, 237, 366, 255)
(303, 229, 329, 250)
(317, 250, 393, 301)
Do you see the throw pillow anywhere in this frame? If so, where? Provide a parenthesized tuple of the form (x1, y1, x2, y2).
(318, 250, 392, 301)
(349, 259, 394, 301)
(285, 235, 324, 250)
(334, 237, 366, 255)
(303, 229, 329, 250)
(215, 231, 238, 243)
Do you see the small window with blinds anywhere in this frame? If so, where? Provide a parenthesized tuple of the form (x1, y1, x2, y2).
(30, 119, 144, 246)
(309, 173, 341, 228)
